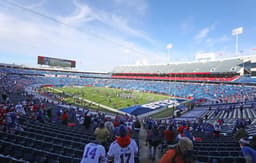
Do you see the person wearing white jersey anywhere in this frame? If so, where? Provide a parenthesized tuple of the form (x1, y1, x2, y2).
(80, 140, 106, 163)
(15, 103, 26, 115)
(125, 120, 133, 131)
(107, 125, 138, 163)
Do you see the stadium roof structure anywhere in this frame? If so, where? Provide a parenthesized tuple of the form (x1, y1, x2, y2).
(112, 58, 244, 74)
(0, 63, 108, 74)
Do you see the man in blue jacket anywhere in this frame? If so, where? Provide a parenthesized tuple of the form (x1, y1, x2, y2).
(239, 138, 256, 163)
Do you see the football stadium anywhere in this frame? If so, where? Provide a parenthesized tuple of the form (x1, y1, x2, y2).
(1, 0, 256, 163)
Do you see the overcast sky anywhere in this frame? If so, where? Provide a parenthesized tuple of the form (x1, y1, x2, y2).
(0, 0, 255, 72)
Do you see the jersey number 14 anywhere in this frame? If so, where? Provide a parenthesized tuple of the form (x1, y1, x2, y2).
(84, 147, 97, 159)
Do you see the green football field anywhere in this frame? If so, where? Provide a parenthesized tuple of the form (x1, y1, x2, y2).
(42, 86, 171, 110)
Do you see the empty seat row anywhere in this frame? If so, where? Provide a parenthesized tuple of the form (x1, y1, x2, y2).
(194, 146, 241, 152)
(194, 155, 245, 163)
(194, 150, 243, 157)
(0, 131, 84, 159)
(29, 119, 90, 133)
(0, 139, 81, 163)
(21, 126, 91, 145)
(0, 154, 26, 163)
(22, 121, 94, 139)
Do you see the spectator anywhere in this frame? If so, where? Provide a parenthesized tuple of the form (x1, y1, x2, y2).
(2, 93, 7, 102)
(69, 108, 76, 122)
(146, 125, 161, 160)
(160, 137, 193, 163)
(134, 119, 141, 134)
(107, 125, 138, 163)
(0, 106, 6, 127)
(95, 121, 111, 149)
(240, 105, 244, 116)
(213, 121, 221, 137)
(204, 123, 214, 138)
(4, 108, 17, 134)
(125, 119, 133, 131)
(46, 108, 52, 122)
(239, 138, 256, 163)
(105, 117, 114, 136)
(113, 118, 120, 128)
(251, 135, 256, 150)
(61, 111, 68, 125)
(234, 126, 248, 141)
(37, 108, 45, 123)
(163, 125, 176, 145)
(83, 111, 91, 129)
(176, 125, 186, 141)
(15, 102, 26, 115)
(161, 125, 177, 153)
(80, 139, 106, 163)
(183, 127, 194, 141)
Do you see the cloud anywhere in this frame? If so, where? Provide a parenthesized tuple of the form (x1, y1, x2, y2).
(56, 0, 155, 45)
(195, 27, 210, 40)
(95, 14, 155, 43)
(7, 0, 46, 9)
(59, 0, 94, 25)
(194, 24, 215, 40)
(0, 10, 166, 72)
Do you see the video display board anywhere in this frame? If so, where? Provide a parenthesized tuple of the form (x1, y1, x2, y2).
(38, 56, 76, 68)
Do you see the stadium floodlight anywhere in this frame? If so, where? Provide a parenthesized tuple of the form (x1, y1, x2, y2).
(166, 43, 173, 49)
(232, 27, 243, 56)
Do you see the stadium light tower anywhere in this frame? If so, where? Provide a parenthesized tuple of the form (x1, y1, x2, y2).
(166, 43, 174, 116)
(166, 43, 173, 63)
(166, 43, 173, 83)
(232, 27, 243, 56)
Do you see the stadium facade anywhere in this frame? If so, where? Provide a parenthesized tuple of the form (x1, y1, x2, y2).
(112, 56, 256, 82)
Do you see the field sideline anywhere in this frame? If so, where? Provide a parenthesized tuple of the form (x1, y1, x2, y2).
(43, 86, 171, 110)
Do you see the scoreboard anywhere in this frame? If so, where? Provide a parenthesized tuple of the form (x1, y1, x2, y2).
(37, 56, 76, 68)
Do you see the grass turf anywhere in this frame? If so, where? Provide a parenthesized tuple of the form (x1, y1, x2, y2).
(43, 86, 170, 110)
(151, 107, 174, 119)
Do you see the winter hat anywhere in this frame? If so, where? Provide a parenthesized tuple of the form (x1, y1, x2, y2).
(119, 125, 128, 137)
